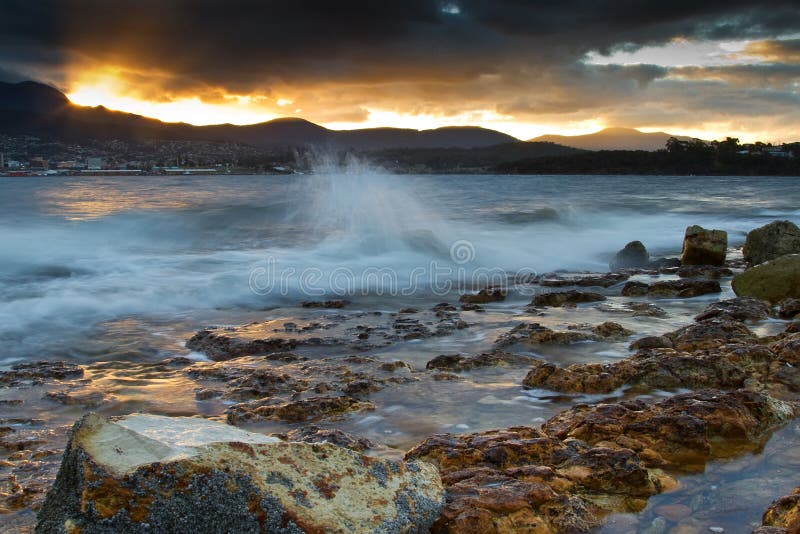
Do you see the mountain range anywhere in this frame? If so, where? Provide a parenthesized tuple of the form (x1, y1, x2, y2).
(1, 80, 688, 151)
(530, 127, 694, 151)
(0, 81, 517, 150)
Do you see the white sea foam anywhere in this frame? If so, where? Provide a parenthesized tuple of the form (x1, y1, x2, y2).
(0, 171, 798, 358)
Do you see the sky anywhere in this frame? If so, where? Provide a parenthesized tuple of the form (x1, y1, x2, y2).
(1, 1, 800, 142)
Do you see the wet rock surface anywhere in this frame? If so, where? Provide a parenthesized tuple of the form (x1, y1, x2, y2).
(495, 321, 632, 348)
(779, 298, 800, 319)
(744, 220, 800, 266)
(681, 225, 728, 266)
(531, 290, 607, 308)
(187, 307, 469, 360)
(36, 413, 444, 533)
(694, 297, 772, 322)
(758, 486, 800, 533)
(621, 279, 721, 298)
(425, 351, 533, 372)
(610, 240, 650, 271)
(525, 330, 800, 396)
(459, 288, 506, 304)
(185, 354, 420, 424)
(0, 362, 84, 386)
(733, 254, 800, 303)
(279, 426, 377, 452)
(676, 265, 734, 279)
(406, 390, 793, 533)
(597, 301, 668, 318)
(227, 395, 376, 424)
(300, 299, 351, 309)
(537, 272, 630, 288)
(522, 295, 800, 396)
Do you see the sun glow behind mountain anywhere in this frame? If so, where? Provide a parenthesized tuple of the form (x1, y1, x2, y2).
(65, 78, 608, 138)
(65, 80, 770, 142)
(67, 77, 280, 126)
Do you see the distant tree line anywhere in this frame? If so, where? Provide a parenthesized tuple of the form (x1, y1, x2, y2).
(495, 137, 800, 176)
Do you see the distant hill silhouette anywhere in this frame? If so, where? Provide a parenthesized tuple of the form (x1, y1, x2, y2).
(0, 81, 518, 149)
(367, 142, 585, 172)
(530, 127, 695, 151)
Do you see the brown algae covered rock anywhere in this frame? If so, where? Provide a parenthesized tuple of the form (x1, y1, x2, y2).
(459, 288, 506, 304)
(733, 254, 800, 303)
(744, 220, 800, 266)
(406, 390, 794, 533)
(681, 225, 728, 266)
(531, 290, 606, 308)
(541, 390, 795, 470)
(759, 486, 800, 533)
(35, 413, 444, 533)
(621, 279, 721, 298)
(694, 296, 772, 322)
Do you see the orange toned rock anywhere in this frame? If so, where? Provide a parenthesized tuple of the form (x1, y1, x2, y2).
(760, 486, 800, 532)
(542, 390, 794, 470)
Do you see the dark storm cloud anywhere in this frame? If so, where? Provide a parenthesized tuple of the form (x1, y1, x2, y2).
(2, 1, 800, 139)
(2, 0, 800, 90)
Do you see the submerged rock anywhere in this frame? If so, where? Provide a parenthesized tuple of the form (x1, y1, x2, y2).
(300, 299, 351, 309)
(592, 321, 635, 340)
(610, 241, 650, 271)
(36, 413, 443, 533)
(226, 395, 375, 424)
(676, 265, 733, 279)
(694, 297, 772, 323)
(188, 308, 469, 360)
(186, 329, 297, 361)
(666, 318, 755, 351)
(281, 426, 377, 452)
(744, 220, 800, 266)
(459, 288, 506, 304)
(621, 279, 721, 298)
(525, 330, 800, 397)
(732, 254, 800, 303)
(681, 225, 727, 266)
(538, 272, 629, 288)
(0, 361, 83, 386)
(496, 321, 632, 348)
(597, 301, 668, 318)
(425, 351, 533, 372)
(531, 290, 606, 308)
(496, 323, 597, 346)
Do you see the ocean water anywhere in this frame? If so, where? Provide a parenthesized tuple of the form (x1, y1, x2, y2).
(0, 170, 798, 362)
(3, 170, 800, 532)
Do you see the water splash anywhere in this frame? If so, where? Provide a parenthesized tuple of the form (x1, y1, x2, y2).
(293, 152, 450, 258)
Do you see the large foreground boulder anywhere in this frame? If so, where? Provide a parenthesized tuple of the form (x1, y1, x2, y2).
(732, 254, 800, 303)
(744, 220, 800, 266)
(680, 225, 727, 266)
(35, 413, 443, 533)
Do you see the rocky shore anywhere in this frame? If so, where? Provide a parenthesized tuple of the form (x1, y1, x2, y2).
(3, 220, 800, 532)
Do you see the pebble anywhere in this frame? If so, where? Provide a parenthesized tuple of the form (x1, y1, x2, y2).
(708, 527, 724, 533)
